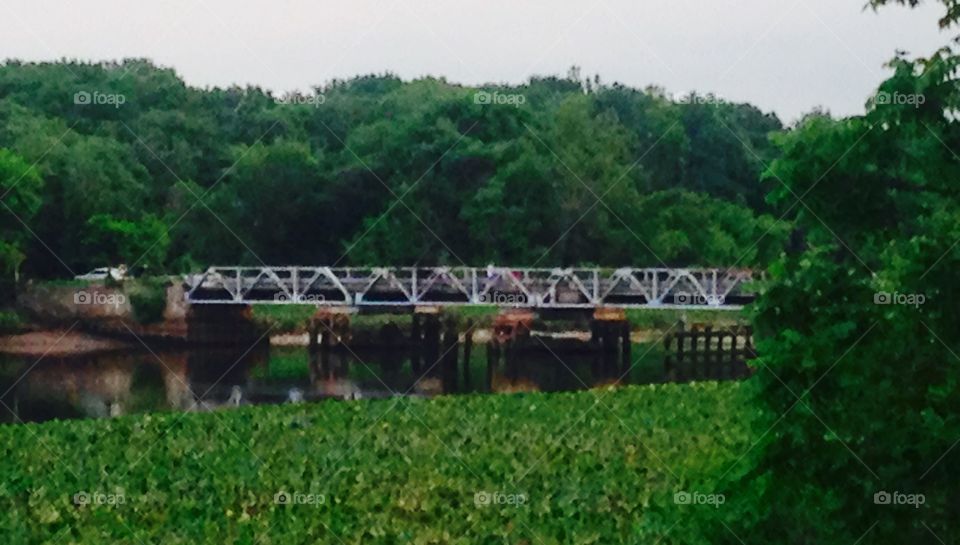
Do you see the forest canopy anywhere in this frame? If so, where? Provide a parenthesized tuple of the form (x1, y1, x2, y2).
(0, 60, 786, 277)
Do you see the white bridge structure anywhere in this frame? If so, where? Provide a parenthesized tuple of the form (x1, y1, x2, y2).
(183, 266, 760, 309)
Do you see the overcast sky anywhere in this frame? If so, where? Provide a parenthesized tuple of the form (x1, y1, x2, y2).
(0, 0, 948, 123)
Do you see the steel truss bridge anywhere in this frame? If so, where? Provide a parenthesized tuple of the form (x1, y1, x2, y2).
(183, 267, 759, 309)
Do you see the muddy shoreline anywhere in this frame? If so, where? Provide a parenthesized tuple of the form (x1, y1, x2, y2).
(0, 330, 134, 356)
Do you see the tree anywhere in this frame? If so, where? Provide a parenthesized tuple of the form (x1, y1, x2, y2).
(740, 34, 960, 543)
(0, 59, 787, 273)
(82, 213, 169, 272)
(0, 148, 43, 282)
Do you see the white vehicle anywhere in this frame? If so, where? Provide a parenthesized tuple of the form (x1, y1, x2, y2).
(74, 265, 128, 281)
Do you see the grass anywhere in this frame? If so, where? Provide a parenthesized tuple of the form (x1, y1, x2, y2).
(625, 308, 746, 330)
(0, 381, 765, 544)
(251, 304, 316, 333)
(252, 304, 743, 336)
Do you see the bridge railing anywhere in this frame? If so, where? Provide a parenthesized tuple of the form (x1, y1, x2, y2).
(183, 266, 760, 309)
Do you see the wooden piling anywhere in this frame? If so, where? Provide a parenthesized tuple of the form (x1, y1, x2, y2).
(486, 339, 499, 391)
(441, 318, 459, 392)
(411, 313, 422, 374)
(620, 321, 631, 380)
(463, 320, 473, 390)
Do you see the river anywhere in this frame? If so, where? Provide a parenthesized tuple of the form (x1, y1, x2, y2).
(0, 339, 667, 424)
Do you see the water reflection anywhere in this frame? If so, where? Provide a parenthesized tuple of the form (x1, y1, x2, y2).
(0, 339, 658, 424)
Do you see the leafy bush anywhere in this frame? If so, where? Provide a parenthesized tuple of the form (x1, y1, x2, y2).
(743, 54, 960, 543)
(0, 382, 763, 544)
(128, 277, 168, 324)
(0, 309, 24, 334)
(251, 304, 316, 333)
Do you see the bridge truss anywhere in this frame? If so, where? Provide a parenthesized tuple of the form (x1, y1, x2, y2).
(184, 267, 759, 309)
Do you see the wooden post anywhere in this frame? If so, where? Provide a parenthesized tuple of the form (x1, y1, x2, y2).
(505, 332, 518, 381)
(411, 313, 422, 375)
(676, 330, 686, 381)
(704, 326, 713, 380)
(463, 320, 474, 390)
(664, 331, 675, 382)
(724, 333, 740, 376)
(442, 318, 458, 393)
(620, 321, 631, 381)
(423, 314, 441, 375)
(319, 317, 332, 378)
(308, 320, 319, 353)
(486, 339, 499, 391)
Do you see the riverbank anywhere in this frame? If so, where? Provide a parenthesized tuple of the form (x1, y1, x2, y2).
(253, 304, 745, 345)
(0, 295, 746, 355)
(0, 329, 132, 356)
(1, 380, 764, 544)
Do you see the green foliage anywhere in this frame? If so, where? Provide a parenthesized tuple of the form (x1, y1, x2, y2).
(82, 214, 169, 272)
(127, 277, 168, 324)
(0, 148, 43, 279)
(742, 47, 960, 543)
(625, 308, 745, 331)
(0, 60, 782, 275)
(0, 309, 25, 334)
(620, 190, 787, 266)
(0, 382, 763, 544)
(251, 304, 316, 333)
(868, 0, 960, 29)
(249, 348, 310, 380)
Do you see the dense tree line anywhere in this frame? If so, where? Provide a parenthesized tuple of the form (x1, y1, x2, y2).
(0, 61, 785, 278)
(732, 0, 960, 542)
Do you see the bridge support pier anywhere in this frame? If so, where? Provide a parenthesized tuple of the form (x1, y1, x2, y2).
(590, 308, 631, 383)
(187, 305, 260, 345)
(486, 337, 499, 391)
(486, 311, 534, 391)
(411, 307, 443, 378)
(308, 308, 353, 379)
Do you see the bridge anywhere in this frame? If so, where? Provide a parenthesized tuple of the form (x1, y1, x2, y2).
(183, 266, 759, 309)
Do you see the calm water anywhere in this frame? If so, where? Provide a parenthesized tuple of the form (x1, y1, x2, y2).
(0, 340, 665, 424)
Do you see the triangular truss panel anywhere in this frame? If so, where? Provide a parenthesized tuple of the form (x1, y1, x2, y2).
(184, 266, 761, 309)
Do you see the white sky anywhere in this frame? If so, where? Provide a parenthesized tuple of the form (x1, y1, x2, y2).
(0, 0, 949, 123)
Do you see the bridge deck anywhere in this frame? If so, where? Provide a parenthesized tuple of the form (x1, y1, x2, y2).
(183, 267, 759, 310)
